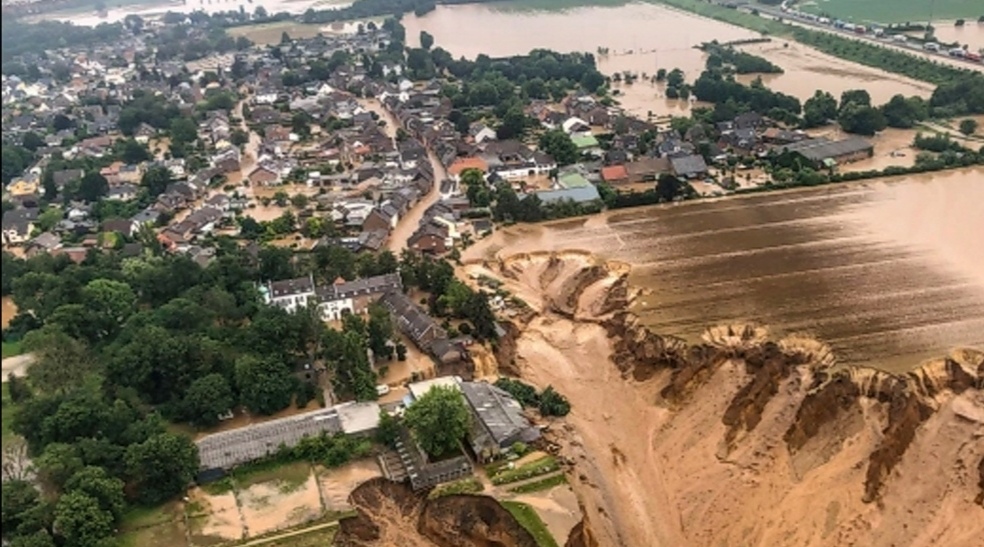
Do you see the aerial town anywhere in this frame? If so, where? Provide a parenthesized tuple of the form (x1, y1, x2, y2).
(1, 1, 983, 546)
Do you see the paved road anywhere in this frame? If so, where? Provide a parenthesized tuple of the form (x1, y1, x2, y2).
(746, 4, 984, 73)
(237, 519, 340, 546)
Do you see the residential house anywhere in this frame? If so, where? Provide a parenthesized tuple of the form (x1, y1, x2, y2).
(600, 164, 630, 185)
(468, 122, 497, 144)
(408, 224, 449, 255)
(530, 185, 602, 205)
(571, 134, 602, 156)
(134, 122, 156, 143)
(447, 156, 489, 182)
(378, 290, 448, 355)
(459, 380, 542, 462)
(670, 154, 709, 180)
(314, 273, 403, 321)
(2, 208, 38, 245)
(259, 275, 317, 314)
(102, 218, 136, 237)
(212, 147, 241, 174)
(361, 206, 397, 233)
(247, 164, 281, 186)
(25, 232, 63, 257)
(107, 183, 138, 202)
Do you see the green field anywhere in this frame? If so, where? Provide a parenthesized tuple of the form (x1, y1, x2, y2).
(798, 0, 984, 24)
(502, 501, 559, 547)
(2, 340, 22, 358)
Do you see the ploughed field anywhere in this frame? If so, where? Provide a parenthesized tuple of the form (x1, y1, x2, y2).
(483, 169, 984, 373)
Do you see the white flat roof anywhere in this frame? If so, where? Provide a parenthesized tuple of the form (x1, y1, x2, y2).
(407, 376, 461, 401)
(336, 401, 381, 434)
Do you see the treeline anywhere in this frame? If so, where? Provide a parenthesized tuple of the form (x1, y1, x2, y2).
(399, 252, 499, 340)
(702, 42, 784, 74)
(301, 0, 500, 24)
(692, 70, 802, 121)
(0, 20, 123, 63)
(789, 27, 979, 87)
(490, 182, 603, 224)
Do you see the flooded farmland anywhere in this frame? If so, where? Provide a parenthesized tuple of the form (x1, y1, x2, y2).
(402, 2, 946, 111)
(468, 169, 984, 373)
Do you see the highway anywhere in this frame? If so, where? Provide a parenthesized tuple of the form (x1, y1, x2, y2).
(734, 2, 984, 73)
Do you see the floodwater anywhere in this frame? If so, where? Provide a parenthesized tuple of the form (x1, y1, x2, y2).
(402, 2, 941, 113)
(55, 0, 351, 26)
(479, 169, 984, 372)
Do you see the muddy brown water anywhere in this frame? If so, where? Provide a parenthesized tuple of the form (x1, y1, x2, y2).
(489, 169, 984, 373)
(401, 3, 945, 112)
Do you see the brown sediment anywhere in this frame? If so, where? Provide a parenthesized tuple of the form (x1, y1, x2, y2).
(470, 250, 984, 547)
(564, 519, 599, 547)
(333, 478, 536, 547)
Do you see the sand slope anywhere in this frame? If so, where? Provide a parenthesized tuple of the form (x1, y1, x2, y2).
(474, 251, 984, 547)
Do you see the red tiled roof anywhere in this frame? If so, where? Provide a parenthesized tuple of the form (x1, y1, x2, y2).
(600, 165, 629, 182)
(448, 157, 488, 176)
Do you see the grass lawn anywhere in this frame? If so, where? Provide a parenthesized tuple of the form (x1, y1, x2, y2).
(489, 456, 560, 486)
(502, 501, 559, 547)
(507, 473, 568, 494)
(2, 340, 22, 358)
(798, 0, 983, 24)
(428, 476, 485, 498)
(118, 503, 188, 547)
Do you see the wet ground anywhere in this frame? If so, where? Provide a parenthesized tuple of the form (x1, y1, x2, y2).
(475, 169, 984, 373)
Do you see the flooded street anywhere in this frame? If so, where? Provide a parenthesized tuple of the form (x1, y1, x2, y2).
(469, 169, 984, 373)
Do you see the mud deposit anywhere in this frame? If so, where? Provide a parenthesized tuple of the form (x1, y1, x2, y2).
(472, 250, 984, 547)
(333, 478, 539, 546)
(468, 171, 984, 373)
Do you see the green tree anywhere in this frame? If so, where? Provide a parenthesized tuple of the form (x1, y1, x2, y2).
(63, 467, 125, 521)
(327, 331, 377, 401)
(21, 132, 45, 152)
(881, 94, 927, 129)
(802, 90, 837, 128)
(10, 531, 56, 547)
(538, 130, 578, 166)
(141, 164, 172, 197)
(666, 68, 685, 88)
(2, 480, 43, 536)
(183, 373, 234, 427)
(958, 118, 978, 136)
(496, 106, 528, 140)
(404, 385, 469, 458)
(169, 117, 198, 145)
(656, 173, 686, 202)
(82, 279, 137, 340)
(36, 443, 84, 492)
(231, 129, 249, 147)
(839, 89, 872, 111)
(35, 208, 63, 232)
(22, 327, 93, 395)
(367, 303, 393, 360)
(838, 103, 887, 136)
(235, 355, 296, 415)
(115, 138, 151, 163)
(124, 432, 198, 505)
(52, 492, 115, 547)
(290, 193, 309, 209)
(375, 410, 400, 448)
(419, 30, 434, 50)
(76, 172, 109, 203)
(538, 386, 571, 417)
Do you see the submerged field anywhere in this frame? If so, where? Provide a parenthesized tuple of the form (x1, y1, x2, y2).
(467, 169, 984, 373)
(798, 0, 984, 24)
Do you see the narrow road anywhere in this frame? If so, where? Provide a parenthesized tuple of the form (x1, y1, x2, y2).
(358, 98, 450, 253)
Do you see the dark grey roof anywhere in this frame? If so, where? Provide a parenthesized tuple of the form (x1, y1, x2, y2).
(460, 381, 540, 447)
(2, 207, 39, 232)
(268, 275, 316, 298)
(378, 290, 445, 346)
(670, 154, 708, 176)
(317, 272, 403, 301)
(196, 407, 343, 470)
(779, 137, 873, 162)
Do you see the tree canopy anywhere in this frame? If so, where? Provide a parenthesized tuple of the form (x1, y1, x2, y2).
(404, 385, 470, 459)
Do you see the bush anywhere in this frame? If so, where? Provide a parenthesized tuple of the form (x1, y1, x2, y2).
(538, 387, 571, 417)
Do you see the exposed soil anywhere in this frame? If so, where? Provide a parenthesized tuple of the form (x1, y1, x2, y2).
(333, 478, 537, 547)
(470, 250, 984, 547)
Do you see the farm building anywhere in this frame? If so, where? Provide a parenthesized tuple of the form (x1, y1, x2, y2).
(776, 136, 874, 168)
(195, 401, 380, 478)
